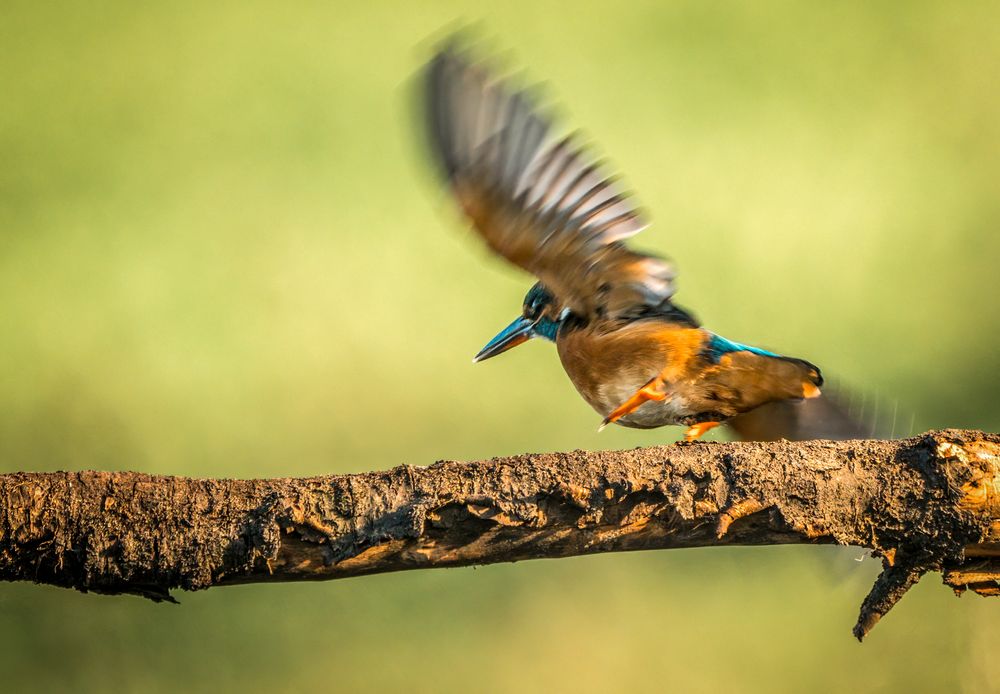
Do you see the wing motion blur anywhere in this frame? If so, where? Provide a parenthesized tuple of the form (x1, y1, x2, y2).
(424, 42, 679, 322)
(726, 391, 873, 442)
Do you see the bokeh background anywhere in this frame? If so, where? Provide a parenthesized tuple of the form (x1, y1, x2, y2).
(2, 1, 999, 691)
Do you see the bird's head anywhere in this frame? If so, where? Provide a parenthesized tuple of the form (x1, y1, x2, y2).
(473, 283, 563, 362)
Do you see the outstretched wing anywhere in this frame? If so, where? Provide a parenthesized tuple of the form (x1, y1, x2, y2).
(424, 41, 678, 322)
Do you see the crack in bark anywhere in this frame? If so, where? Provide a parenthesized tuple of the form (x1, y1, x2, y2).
(1, 429, 998, 640)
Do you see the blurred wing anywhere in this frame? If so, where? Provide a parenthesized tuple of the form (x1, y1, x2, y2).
(424, 43, 677, 321)
(726, 392, 871, 442)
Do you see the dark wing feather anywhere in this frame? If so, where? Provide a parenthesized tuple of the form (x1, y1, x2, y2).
(424, 43, 677, 321)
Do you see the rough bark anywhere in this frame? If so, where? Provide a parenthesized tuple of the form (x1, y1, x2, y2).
(1, 429, 998, 639)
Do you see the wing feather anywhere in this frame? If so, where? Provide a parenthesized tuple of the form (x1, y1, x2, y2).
(424, 43, 678, 321)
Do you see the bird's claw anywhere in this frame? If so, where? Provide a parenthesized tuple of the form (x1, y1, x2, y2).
(599, 377, 670, 431)
(682, 421, 721, 442)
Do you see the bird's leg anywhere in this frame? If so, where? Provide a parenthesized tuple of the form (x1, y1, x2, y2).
(683, 421, 720, 442)
(599, 376, 670, 431)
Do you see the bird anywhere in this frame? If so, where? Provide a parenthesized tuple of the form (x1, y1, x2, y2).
(422, 39, 823, 442)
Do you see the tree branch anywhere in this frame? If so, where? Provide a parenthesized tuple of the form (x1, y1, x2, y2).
(2, 429, 998, 639)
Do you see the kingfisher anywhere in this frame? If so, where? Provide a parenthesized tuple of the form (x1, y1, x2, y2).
(423, 40, 823, 442)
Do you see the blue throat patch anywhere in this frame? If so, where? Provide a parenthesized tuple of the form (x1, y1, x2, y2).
(704, 333, 779, 362)
(535, 317, 560, 341)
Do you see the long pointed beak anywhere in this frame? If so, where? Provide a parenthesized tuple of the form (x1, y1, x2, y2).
(473, 316, 537, 362)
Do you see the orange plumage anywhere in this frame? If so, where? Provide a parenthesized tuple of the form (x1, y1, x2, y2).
(423, 39, 822, 440)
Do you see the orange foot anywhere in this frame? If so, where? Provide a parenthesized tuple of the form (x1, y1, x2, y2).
(598, 377, 670, 431)
(683, 421, 720, 442)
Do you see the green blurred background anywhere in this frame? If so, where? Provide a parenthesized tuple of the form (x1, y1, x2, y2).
(2, 1, 999, 691)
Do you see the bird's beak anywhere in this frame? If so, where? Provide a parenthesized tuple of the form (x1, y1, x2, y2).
(473, 316, 537, 362)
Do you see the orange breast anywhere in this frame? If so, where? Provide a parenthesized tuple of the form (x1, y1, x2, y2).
(556, 322, 708, 415)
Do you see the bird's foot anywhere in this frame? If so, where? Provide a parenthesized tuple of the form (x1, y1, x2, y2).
(682, 421, 720, 442)
(598, 378, 670, 431)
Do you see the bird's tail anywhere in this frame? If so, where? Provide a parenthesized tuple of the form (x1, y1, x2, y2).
(727, 380, 914, 443)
